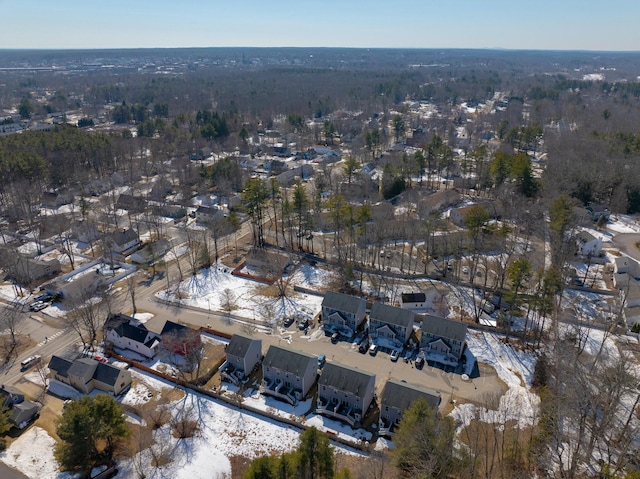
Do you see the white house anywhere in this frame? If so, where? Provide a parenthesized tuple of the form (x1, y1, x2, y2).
(103, 313, 160, 358)
(576, 231, 602, 257)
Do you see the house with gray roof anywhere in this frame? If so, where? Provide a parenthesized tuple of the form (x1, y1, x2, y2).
(419, 315, 468, 367)
(369, 302, 415, 350)
(48, 355, 132, 396)
(316, 362, 375, 427)
(0, 385, 41, 429)
(106, 228, 140, 255)
(379, 379, 441, 437)
(222, 334, 262, 384)
(576, 231, 602, 257)
(321, 291, 366, 338)
(104, 313, 160, 359)
(261, 345, 317, 406)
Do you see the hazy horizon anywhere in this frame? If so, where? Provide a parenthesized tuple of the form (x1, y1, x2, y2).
(2, 0, 638, 52)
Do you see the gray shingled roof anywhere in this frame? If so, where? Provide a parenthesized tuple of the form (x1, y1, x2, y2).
(227, 334, 260, 358)
(370, 302, 415, 328)
(318, 362, 375, 398)
(576, 231, 596, 243)
(381, 379, 441, 411)
(48, 355, 73, 379)
(263, 345, 315, 375)
(421, 315, 468, 343)
(67, 358, 98, 380)
(94, 362, 121, 387)
(322, 291, 364, 314)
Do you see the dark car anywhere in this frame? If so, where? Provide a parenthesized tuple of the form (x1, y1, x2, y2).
(331, 331, 341, 343)
(358, 339, 370, 353)
(298, 318, 310, 330)
(283, 317, 295, 327)
(415, 355, 425, 370)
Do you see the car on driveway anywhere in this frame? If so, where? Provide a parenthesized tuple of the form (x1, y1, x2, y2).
(30, 301, 48, 312)
(298, 318, 310, 330)
(415, 354, 425, 369)
(331, 331, 341, 344)
(369, 343, 378, 356)
(390, 350, 400, 362)
(358, 338, 370, 353)
(283, 317, 295, 327)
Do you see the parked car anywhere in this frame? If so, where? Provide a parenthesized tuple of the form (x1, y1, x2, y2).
(331, 331, 341, 344)
(283, 317, 295, 327)
(317, 354, 326, 368)
(30, 301, 48, 312)
(369, 344, 378, 356)
(358, 339, 370, 353)
(390, 350, 400, 362)
(298, 318, 310, 330)
(415, 355, 425, 370)
(462, 266, 469, 274)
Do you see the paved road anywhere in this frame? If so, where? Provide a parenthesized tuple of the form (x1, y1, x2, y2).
(612, 233, 640, 262)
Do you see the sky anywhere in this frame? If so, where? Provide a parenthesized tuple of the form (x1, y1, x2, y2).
(1, 0, 639, 51)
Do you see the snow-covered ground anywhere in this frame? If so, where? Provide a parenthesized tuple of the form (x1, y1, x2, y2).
(156, 262, 332, 323)
(450, 330, 540, 430)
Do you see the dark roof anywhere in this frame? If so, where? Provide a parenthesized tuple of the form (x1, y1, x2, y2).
(10, 401, 40, 427)
(381, 379, 441, 411)
(161, 319, 189, 336)
(318, 362, 375, 398)
(94, 362, 122, 387)
(106, 313, 155, 344)
(67, 358, 98, 380)
(321, 291, 364, 314)
(401, 292, 426, 304)
(48, 355, 73, 379)
(370, 302, 415, 328)
(421, 315, 468, 343)
(110, 228, 138, 246)
(263, 345, 315, 376)
(227, 334, 261, 359)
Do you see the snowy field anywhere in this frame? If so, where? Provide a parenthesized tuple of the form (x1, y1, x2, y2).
(156, 262, 334, 323)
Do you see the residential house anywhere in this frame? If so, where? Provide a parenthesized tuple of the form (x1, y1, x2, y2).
(222, 334, 262, 384)
(622, 279, 640, 327)
(103, 313, 161, 359)
(116, 194, 147, 213)
(369, 302, 415, 351)
(321, 291, 366, 338)
(576, 231, 602, 257)
(614, 257, 640, 278)
(316, 362, 376, 427)
(130, 239, 171, 265)
(106, 228, 140, 256)
(400, 292, 426, 312)
(49, 271, 107, 302)
(0, 246, 62, 284)
(71, 221, 100, 244)
(261, 345, 317, 405)
(41, 189, 74, 209)
(0, 385, 41, 429)
(586, 204, 610, 223)
(450, 204, 484, 227)
(420, 315, 468, 367)
(195, 205, 226, 224)
(48, 356, 132, 396)
(160, 320, 202, 357)
(379, 379, 441, 437)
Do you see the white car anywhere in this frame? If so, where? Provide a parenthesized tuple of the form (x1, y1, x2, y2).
(30, 301, 47, 312)
(390, 350, 400, 362)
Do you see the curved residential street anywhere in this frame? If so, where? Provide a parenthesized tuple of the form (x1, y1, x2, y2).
(612, 233, 640, 262)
